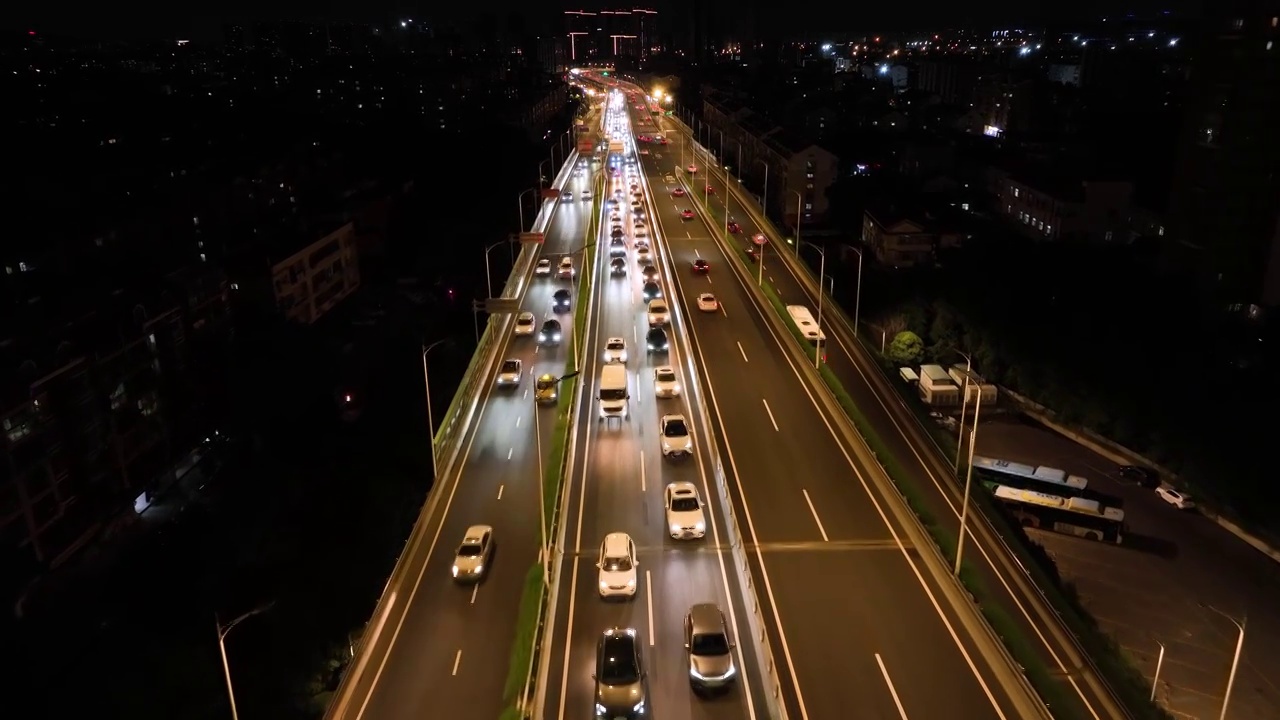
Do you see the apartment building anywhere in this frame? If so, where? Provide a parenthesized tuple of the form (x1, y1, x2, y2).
(271, 222, 361, 325)
(862, 204, 965, 267)
(995, 168, 1133, 243)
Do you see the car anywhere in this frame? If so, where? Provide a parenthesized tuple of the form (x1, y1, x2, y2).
(705, 185, 715, 195)
(744, 245, 759, 262)
(607, 196, 620, 207)
(641, 264, 660, 283)
(594, 628, 647, 719)
(513, 311, 536, 336)
(635, 246, 653, 264)
(663, 480, 704, 536)
(535, 373, 558, 404)
(552, 288, 572, 312)
(1119, 465, 1161, 488)
(697, 293, 719, 312)
(603, 337, 628, 364)
(727, 221, 741, 234)
(653, 366, 681, 398)
(660, 415, 694, 458)
(646, 326, 669, 353)
(610, 257, 628, 276)
(647, 299, 669, 326)
(641, 281, 662, 301)
(633, 229, 649, 242)
(451, 525, 494, 582)
(680, 209, 695, 220)
(535, 258, 552, 276)
(1155, 484, 1196, 510)
(561, 189, 574, 201)
(611, 240, 627, 258)
(684, 603, 737, 692)
(596, 533, 639, 600)
(539, 319, 562, 345)
(582, 188, 593, 200)
(692, 258, 710, 274)
(558, 256, 575, 280)
(687, 164, 698, 174)
(752, 233, 767, 245)
(630, 199, 644, 212)
(496, 358, 523, 387)
(630, 182, 640, 192)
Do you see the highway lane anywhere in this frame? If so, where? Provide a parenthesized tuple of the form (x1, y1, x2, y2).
(543, 97, 769, 720)
(636, 101, 1024, 720)
(347, 159, 600, 720)
(649, 105, 1127, 717)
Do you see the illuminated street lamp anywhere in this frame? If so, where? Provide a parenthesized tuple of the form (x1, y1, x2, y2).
(1200, 604, 1246, 720)
(517, 187, 537, 231)
(483, 239, 515, 299)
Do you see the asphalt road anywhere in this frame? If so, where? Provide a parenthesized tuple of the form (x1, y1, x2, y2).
(629, 92, 1021, 720)
(648, 102, 1130, 717)
(542, 96, 770, 720)
(975, 416, 1280, 720)
(336, 132, 603, 718)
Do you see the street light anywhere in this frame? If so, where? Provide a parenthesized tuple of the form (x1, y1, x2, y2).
(484, 239, 513, 299)
(756, 159, 770, 214)
(567, 32, 588, 61)
(847, 245, 864, 339)
(422, 339, 451, 476)
(1200, 604, 1247, 720)
(952, 350, 974, 473)
(953, 372, 983, 577)
(799, 241, 827, 369)
(215, 602, 275, 720)
(518, 187, 537, 231)
(533, 370, 580, 586)
(1151, 640, 1166, 702)
(793, 190, 804, 252)
(539, 158, 552, 189)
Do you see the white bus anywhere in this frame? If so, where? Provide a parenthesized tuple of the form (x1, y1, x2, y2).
(992, 485, 1126, 544)
(786, 305, 826, 348)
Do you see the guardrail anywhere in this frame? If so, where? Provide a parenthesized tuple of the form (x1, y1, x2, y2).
(324, 152, 579, 720)
(669, 116, 1130, 718)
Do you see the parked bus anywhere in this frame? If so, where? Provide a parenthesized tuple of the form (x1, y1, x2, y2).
(992, 485, 1126, 544)
(971, 455, 1087, 494)
(785, 305, 826, 363)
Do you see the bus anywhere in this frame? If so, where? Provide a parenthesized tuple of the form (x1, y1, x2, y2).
(971, 455, 1087, 495)
(786, 304, 826, 345)
(992, 485, 1126, 544)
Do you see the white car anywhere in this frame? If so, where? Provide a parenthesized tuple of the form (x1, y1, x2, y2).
(653, 366, 681, 398)
(660, 414, 693, 458)
(664, 482, 706, 539)
(452, 525, 494, 581)
(635, 246, 652, 264)
(603, 337, 628, 364)
(496, 358, 523, 387)
(535, 258, 552, 276)
(697, 293, 719, 312)
(596, 532, 639, 599)
(647, 299, 669, 326)
(582, 188, 593, 200)
(514, 312, 536, 336)
(557, 256, 575, 280)
(634, 227, 649, 240)
(1155, 485, 1196, 510)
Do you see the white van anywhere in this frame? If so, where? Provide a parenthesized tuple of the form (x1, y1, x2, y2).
(598, 364, 629, 422)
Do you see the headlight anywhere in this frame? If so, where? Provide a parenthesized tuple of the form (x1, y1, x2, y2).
(633, 700, 646, 713)
(626, 578, 636, 586)
(620, 352, 628, 361)
(672, 383, 681, 393)
(694, 522, 705, 532)
(670, 523, 680, 533)
(474, 564, 483, 573)
(595, 703, 606, 716)
(684, 439, 693, 450)
(599, 580, 609, 589)
(451, 565, 459, 577)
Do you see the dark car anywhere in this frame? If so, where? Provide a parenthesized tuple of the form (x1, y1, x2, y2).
(610, 257, 628, 276)
(611, 227, 625, 239)
(594, 628, 647, 719)
(1118, 465, 1160, 488)
(646, 327, 669, 353)
(538, 319, 563, 345)
(692, 258, 710, 274)
(552, 289, 572, 312)
(641, 281, 662, 301)
(727, 221, 741, 234)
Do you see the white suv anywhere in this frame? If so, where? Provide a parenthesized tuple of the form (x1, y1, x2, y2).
(664, 482, 706, 539)
(596, 532, 639, 599)
(647, 299, 669, 327)
(603, 337, 628, 364)
(660, 414, 692, 458)
(1155, 485, 1195, 510)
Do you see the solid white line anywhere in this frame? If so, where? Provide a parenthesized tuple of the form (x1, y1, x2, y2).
(451, 650, 462, 676)
(497, 485, 504, 500)
(737, 341, 749, 363)
(470, 584, 479, 605)
(640, 451, 646, 492)
(801, 489, 829, 542)
(875, 654, 910, 719)
(645, 570, 655, 646)
(762, 398, 779, 432)
(507, 447, 513, 460)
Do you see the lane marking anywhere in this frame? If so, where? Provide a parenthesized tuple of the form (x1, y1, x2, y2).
(875, 654, 910, 719)
(706, 276, 713, 285)
(762, 398, 780, 432)
(497, 484, 504, 500)
(802, 489, 829, 542)
(507, 447, 513, 460)
(640, 451, 646, 492)
(515, 416, 521, 428)
(720, 303, 728, 319)
(645, 570, 655, 646)
(737, 341, 749, 363)
(524, 389, 529, 400)
(470, 584, 479, 605)
(451, 649, 462, 676)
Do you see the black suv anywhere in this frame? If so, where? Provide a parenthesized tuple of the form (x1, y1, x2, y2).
(552, 289, 571, 312)
(642, 281, 662, 302)
(646, 327, 669, 353)
(538, 319, 562, 345)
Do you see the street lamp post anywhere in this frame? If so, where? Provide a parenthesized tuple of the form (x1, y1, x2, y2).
(518, 187, 537, 232)
(567, 32, 588, 61)
(793, 190, 805, 254)
(953, 351, 973, 473)
(539, 158, 552, 189)
(848, 245, 864, 338)
(215, 602, 274, 720)
(422, 339, 451, 476)
(483, 239, 511, 299)
(1201, 604, 1247, 720)
(1151, 640, 1166, 702)
(800, 241, 827, 369)
(953, 379, 983, 576)
(533, 370, 581, 587)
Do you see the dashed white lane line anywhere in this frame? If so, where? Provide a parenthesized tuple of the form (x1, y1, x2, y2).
(497, 485, 504, 500)
(762, 398, 780, 432)
(451, 650, 462, 676)
(802, 489, 830, 542)
(737, 342, 749, 363)
(875, 654, 910, 719)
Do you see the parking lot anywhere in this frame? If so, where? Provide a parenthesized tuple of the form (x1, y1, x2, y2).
(974, 415, 1280, 720)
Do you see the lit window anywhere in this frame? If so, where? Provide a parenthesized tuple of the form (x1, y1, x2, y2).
(1158, 226, 1165, 236)
(1105, 231, 1113, 241)
(1013, 187, 1020, 198)
(805, 202, 813, 210)
(1046, 226, 1052, 235)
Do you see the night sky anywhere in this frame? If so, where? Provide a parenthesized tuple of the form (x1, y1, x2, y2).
(12, 0, 1193, 42)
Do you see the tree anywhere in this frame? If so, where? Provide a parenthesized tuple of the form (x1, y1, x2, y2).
(928, 300, 962, 355)
(886, 331, 925, 365)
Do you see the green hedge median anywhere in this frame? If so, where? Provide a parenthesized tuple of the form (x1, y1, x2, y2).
(502, 564, 546, 705)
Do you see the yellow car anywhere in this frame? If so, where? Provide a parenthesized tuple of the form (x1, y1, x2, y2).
(535, 374, 558, 404)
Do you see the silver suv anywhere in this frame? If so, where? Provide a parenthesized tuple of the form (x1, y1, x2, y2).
(594, 628, 647, 717)
(684, 603, 736, 693)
